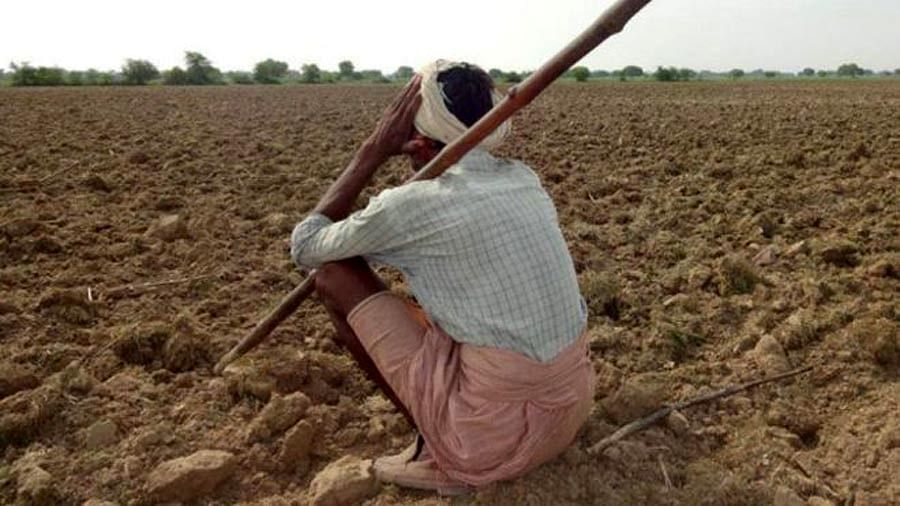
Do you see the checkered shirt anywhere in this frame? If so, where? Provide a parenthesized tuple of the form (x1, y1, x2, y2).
(291, 149, 587, 362)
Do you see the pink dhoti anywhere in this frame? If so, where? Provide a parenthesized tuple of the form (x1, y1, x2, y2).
(348, 291, 595, 487)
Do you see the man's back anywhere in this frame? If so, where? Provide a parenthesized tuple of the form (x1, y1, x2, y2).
(292, 149, 586, 362)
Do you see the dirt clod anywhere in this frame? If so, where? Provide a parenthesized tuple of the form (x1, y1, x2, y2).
(145, 449, 236, 503)
(146, 214, 189, 242)
(16, 465, 57, 506)
(0, 362, 40, 399)
(308, 456, 378, 506)
(751, 334, 792, 375)
(84, 419, 118, 449)
(279, 419, 314, 473)
(247, 392, 312, 443)
(36, 289, 94, 325)
(0, 384, 64, 449)
(773, 486, 805, 506)
(601, 380, 665, 425)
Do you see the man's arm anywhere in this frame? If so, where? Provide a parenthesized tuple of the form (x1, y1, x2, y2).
(313, 75, 422, 221)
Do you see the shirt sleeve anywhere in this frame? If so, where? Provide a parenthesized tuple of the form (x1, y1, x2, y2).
(290, 188, 411, 270)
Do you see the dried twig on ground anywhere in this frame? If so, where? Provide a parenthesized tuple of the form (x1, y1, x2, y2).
(587, 366, 813, 455)
(102, 274, 215, 300)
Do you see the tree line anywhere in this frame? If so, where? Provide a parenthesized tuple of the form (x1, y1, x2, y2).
(2, 52, 414, 87)
(3, 53, 898, 87)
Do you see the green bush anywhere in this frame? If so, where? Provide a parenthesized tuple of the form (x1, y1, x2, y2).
(837, 63, 864, 77)
(122, 59, 159, 85)
(300, 63, 321, 83)
(570, 66, 590, 82)
(66, 71, 84, 86)
(253, 58, 288, 84)
(503, 71, 522, 83)
(729, 68, 745, 79)
(338, 60, 356, 81)
(10, 63, 66, 86)
(801, 67, 815, 77)
(227, 71, 255, 85)
(394, 66, 414, 80)
(622, 65, 644, 78)
(163, 67, 189, 85)
(184, 51, 222, 85)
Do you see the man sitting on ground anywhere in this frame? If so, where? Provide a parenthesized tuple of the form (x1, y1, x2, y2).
(291, 60, 594, 494)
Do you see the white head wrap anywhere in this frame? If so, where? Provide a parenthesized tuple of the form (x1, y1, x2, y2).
(414, 59, 511, 150)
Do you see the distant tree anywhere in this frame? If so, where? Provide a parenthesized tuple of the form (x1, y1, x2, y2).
(358, 69, 389, 83)
(301, 63, 322, 83)
(488, 68, 504, 80)
(591, 69, 610, 78)
(729, 68, 745, 79)
(337, 60, 356, 80)
(677, 68, 696, 81)
(163, 67, 189, 85)
(182, 51, 222, 85)
(879, 70, 892, 77)
(653, 66, 677, 82)
(622, 65, 644, 78)
(10, 62, 66, 86)
(894, 69, 900, 76)
(227, 71, 255, 84)
(121, 59, 159, 85)
(394, 66, 414, 80)
(817, 70, 830, 78)
(253, 59, 288, 84)
(836, 63, 864, 77)
(66, 71, 84, 86)
(764, 70, 778, 78)
(503, 71, 522, 83)
(801, 67, 815, 77)
(570, 66, 590, 82)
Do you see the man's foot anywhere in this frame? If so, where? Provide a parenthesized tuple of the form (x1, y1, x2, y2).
(374, 435, 472, 496)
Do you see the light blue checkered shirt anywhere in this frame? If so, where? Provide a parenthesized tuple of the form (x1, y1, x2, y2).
(291, 149, 587, 362)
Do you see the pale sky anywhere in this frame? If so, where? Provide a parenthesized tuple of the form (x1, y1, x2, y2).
(2, 0, 898, 73)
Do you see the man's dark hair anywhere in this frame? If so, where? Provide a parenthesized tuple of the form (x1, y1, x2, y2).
(437, 63, 494, 127)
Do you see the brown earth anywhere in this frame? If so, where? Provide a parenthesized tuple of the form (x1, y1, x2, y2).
(0, 81, 897, 505)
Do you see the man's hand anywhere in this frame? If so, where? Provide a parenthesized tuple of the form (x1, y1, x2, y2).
(366, 75, 422, 159)
(311, 75, 422, 222)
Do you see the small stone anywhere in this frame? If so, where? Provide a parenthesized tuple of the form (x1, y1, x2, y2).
(601, 381, 665, 425)
(766, 426, 803, 449)
(83, 500, 120, 506)
(785, 240, 809, 257)
(773, 486, 806, 506)
(279, 420, 314, 473)
(0, 362, 40, 399)
(753, 245, 778, 266)
(806, 496, 833, 506)
(246, 392, 311, 443)
(818, 241, 859, 267)
(146, 450, 236, 503)
(264, 212, 294, 234)
(84, 420, 118, 449)
(82, 174, 113, 193)
(223, 350, 309, 401)
(751, 334, 791, 374)
(880, 424, 900, 450)
(56, 362, 96, 394)
(665, 410, 690, 436)
(146, 214, 189, 242)
(127, 150, 150, 164)
(16, 465, 57, 506)
(866, 258, 896, 278)
(308, 456, 378, 506)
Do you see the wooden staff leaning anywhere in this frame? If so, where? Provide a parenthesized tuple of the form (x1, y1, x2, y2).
(214, 0, 655, 374)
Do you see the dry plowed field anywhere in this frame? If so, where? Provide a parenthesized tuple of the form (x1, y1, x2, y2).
(1, 82, 898, 505)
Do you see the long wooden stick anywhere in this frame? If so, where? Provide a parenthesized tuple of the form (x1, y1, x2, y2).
(587, 366, 813, 455)
(214, 0, 655, 375)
